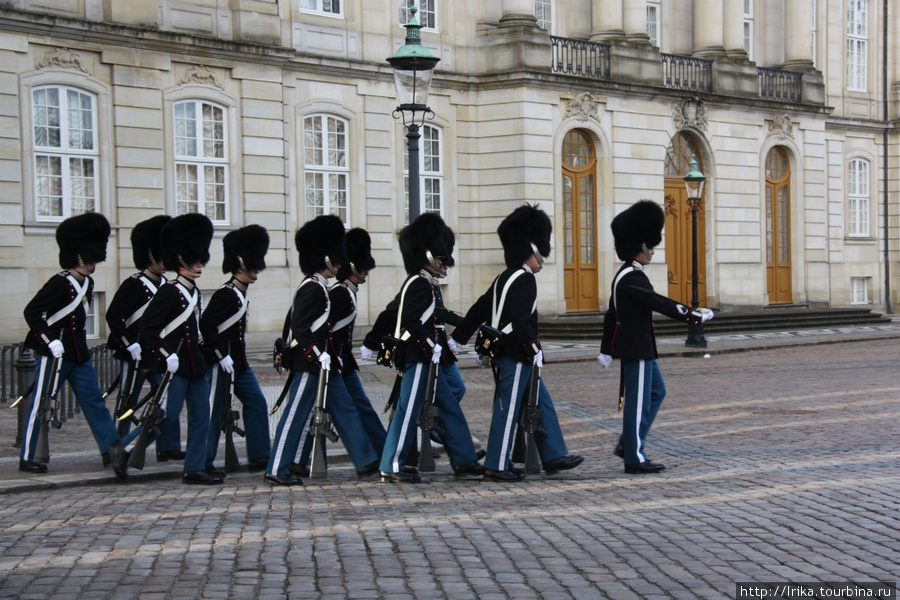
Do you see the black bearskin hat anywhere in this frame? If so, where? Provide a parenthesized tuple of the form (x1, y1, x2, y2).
(130, 215, 171, 270)
(611, 200, 665, 262)
(223, 224, 269, 274)
(398, 212, 454, 275)
(160, 213, 214, 271)
(337, 228, 376, 281)
(497, 204, 552, 268)
(56, 212, 110, 269)
(295, 214, 347, 276)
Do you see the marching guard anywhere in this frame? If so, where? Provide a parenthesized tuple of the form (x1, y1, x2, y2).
(130, 213, 219, 484)
(19, 212, 128, 479)
(377, 213, 483, 483)
(199, 224, 272, 474)
(597, 200, 714, 473)
(265, 215, 380, 486)
(105, 215, 170, 440)
(452, 204, 583, 481)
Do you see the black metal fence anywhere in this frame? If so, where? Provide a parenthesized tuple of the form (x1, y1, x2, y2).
(661, 53, 713, 92)
(758, 67, 803, 102)
(550, 36, 611, 80)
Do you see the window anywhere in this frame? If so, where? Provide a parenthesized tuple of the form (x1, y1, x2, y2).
(303, 114, 348, 223)
(848, 158, 869, 237)
(32, 86, 98, 221)
(299, 0, 341, 17)
(743, 0, 754, 60)
(534, 0, 551, 31)
(85, 292, 100, 339)
(173, 100, 228, 222)
(646, 1, 660, 48)
(850, 277, 869, 304)
(810, 0, 817, 67)
(399, 0, 436, 29)
(404, 123, 442, 223)
(847, 0, 867, 90)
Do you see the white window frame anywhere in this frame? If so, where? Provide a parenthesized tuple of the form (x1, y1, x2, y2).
(298, 0, 342, 18)
(534, 0, 552, 32)
(743, 0, 754, 60)
(810, 0, 817, 67)
(31, 85, 99, 222)
(399, 0, 437, 31)
(646, 1, 660, 48)
(173, 99, 229, 223)
(403, 123, 443, 223)
(303, 114, 349, 224)
(847, 157, 870, 237)
(85, 292, 100, 339)
(850, 277, 869, 304)
(846, 0, 867, 91)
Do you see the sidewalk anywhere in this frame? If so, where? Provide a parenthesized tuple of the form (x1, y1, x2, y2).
(3, 319, 899, 493)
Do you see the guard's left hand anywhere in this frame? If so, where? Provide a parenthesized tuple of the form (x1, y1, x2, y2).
(219, 355, 234, 374)
(448, 338, 463, 355)
(126, 342, 142, 362)
(534, 350, 544, 368)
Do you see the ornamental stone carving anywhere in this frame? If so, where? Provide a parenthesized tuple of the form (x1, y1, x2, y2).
(178, 65, 222, 89)
(564, 93, 602, 124)
(37, 48, 89, 74)
(765, 114, 794, 140)
(672, 97, 708, 132)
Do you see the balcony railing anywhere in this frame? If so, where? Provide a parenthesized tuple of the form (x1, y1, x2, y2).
(758, 67, 802, 102)
(661, 53, 712, 92)
(550, 36, 611, 80)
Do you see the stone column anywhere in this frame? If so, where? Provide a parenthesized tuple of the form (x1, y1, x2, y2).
(590, 0, 624, 42)
(723, 0, 749, 60)
(692, 0, 725, 58)
(623, 0, 651, 45)
(500, 0, 539, 27)
(782, 0, 815, 71)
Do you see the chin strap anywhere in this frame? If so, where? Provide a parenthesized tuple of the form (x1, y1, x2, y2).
(237, 256, 257, 282)
(148, 249, 166, 273)
(349, 261, 366, 284)
(425, 250, 447, 277)
(324, 255, 338, 278)
(530, 243, 544, 267)
(178, 254, 201, 275)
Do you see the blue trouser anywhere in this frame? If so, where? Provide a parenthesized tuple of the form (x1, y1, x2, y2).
(20, 356, 120, 462)
(379, 362, 478, 474)
(297, 370, 386, 466)
(442, 363, 466, 403)
(121, 369, 187, 455)
(621, 358, 666, 465)
(112, 359, 161, 436)
(485, 356, 568, 472)
(123, 374, 210, 472)
(206, 365, 271, 469)
(267, 370, 379, 477)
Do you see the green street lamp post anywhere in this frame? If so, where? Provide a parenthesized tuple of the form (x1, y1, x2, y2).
(683, 155, 707, 348)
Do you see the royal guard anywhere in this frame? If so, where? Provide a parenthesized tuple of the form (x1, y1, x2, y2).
(265, 215, 380, 486)
(452, 204, 583, 480)
(105, 215, 170, 440)
(130, 213, 219, 484)
(377, 213, 483, 483)
(597, 200, 714, 473)
(199, 224, 272, 475)
(19, 212, 128, 479)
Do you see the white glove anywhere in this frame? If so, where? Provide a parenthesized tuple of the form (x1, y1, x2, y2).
(126, 342, 142, 362)
(431, 344, 442, 365)
(475, 354, 485, 369)
(166, 353, 179, 374)
(318, 352, 331, 371)
(219, 355, 234, 374)
(534, 349, 543, 368)
(701, 309, 715, 323)
(360, 346, 376, 362)
(597, 353, 612, 369)
(48, 339, 64, 359)
(447, 338, 463, 355)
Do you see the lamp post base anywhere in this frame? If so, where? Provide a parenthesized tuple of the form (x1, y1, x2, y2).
(684, 326, 707, 349)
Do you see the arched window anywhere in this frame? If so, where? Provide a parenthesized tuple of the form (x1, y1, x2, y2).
(403, 123, 442, 222)
(303, 114, 349, 223)
(847, 157, 870, 237)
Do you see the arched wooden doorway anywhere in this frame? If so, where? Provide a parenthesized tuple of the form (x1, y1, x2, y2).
(766, 147, 792, 304)
(664, 133, 706, 306)
(562, 129, 599, 312)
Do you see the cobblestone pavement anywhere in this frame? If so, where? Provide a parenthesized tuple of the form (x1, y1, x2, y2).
(0, 328, 899, 598)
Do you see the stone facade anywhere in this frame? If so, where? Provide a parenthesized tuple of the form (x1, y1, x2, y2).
(0, 0, 897, 346)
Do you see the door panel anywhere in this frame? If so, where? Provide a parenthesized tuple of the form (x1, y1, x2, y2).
(562, 131, 599, 312)
(766, 148, 792, 304)
(664, 185, 707, 306)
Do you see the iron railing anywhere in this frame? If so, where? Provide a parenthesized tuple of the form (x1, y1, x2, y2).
(550, 36, 611, 80)
(661, 53, 713, 92)
(758, 67, 802, 102)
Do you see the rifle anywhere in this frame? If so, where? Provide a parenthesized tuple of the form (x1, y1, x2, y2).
(127, 340, 183, 470)
(113, 359, 138, 437)
(416, 359, 442, 472)
(221, 346, 245, 473)
(512, 359, 547, 475)
(33, 352, 64, 464)
(308, 364, 338, 479)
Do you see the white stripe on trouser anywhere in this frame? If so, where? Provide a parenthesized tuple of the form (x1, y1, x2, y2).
(271, 373, 310, 471)
(391, 364, 424, 473)
(634, 360, 647, 463)
(23, 355, 52, 459)
(497, 362, 523, 468)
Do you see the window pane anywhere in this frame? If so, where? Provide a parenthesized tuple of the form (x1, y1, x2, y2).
(304, 116, 324, 166)
(202, 103, 225, 159)
(33, 88, 61, 149)
(174, 102, 197, 157)
(35, 155, 63, 217)
(327, 116, 346, 168)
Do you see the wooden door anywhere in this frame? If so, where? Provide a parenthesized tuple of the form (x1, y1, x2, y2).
(664, 134, 706, 306)
(766, 147, 792, 303)
(562, 130, 599, 312)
